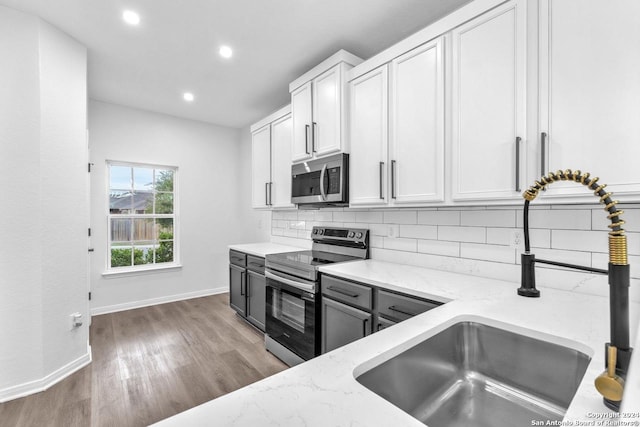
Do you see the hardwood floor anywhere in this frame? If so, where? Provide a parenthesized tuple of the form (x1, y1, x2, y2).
(0, 293, 288, 427)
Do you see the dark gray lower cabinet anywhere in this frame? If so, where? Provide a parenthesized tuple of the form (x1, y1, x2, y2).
(376, 316, 396, 332)
(229, 262, 246, 316)
(229, 250, 266, 331)
(321, 297, 372, 353)
(246, 270, 266, 330)
(320, 274, 444, 354)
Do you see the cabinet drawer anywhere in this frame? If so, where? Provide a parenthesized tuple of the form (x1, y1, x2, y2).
(246, 255, 265, 274)
(229, 250, 247, 267)
(377, 290, 441, 322)
(321, 275, 372, 310)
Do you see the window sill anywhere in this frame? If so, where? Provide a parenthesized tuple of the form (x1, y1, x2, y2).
(102, 264, 183, 278)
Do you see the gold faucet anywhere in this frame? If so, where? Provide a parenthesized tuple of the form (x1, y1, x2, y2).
(520, 169, 633, 411)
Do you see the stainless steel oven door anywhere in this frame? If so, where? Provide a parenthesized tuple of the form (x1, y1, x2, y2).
(265, 270, 320, 361)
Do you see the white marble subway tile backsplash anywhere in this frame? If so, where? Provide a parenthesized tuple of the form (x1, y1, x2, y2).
(270, 205, 640, 293)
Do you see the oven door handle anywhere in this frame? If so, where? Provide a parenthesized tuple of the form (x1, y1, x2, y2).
(265, 270, 316, 293)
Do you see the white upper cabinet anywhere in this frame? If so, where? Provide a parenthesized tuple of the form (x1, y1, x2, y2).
(251, 124, 272, 209)
(290, 50, 362, 163)
(533, 0, 640, 199)
(270, 114, 294, 208)
(350, 38, 445, 208)
(450, 0, 526, 201)
(349, 66, 389, 207)
(251, 105, 294, 209)
(312, 65, 342, 157)
(291, 82, 313, 161)
(389, 38, 445, 204)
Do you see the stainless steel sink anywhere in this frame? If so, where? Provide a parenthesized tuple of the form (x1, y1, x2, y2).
(356, 321, 591, 427)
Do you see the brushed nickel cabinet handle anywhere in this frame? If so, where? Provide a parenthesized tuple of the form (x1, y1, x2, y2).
(327, 286, 358, 298)
(379, 162, 385, 200)
(388, 305, 418, 317)
(391, 160, 397, 199)
(541, 132, 547, 177)
(305, 124, 310, 154)
(515, 137, 521, 192)
(312, 122, 317, 153)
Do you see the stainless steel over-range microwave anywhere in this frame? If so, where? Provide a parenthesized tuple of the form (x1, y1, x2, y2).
(291, 153, 348, 207)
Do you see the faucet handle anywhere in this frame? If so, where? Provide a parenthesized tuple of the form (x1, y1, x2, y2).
(595, 345, 624, 402)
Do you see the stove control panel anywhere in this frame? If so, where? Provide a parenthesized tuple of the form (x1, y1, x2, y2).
(312, 226, 369, 245)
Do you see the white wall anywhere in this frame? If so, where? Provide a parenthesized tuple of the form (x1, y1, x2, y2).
(0, 5, 89, 401)
(271, 204, 640, 303)
(88, 101, 265, 314)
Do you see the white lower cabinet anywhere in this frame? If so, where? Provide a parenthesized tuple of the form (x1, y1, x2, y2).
(450, 0, 527, 202)
(349, 37, 445, 208)
(250, 106, 294, 209)
(534, 0, 640, 199)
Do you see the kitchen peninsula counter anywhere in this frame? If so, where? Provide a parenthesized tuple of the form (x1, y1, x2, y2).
(155, 259, 640, 426)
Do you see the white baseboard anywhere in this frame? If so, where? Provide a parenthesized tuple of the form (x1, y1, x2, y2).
(91, 287, 228, 316)
(0, 347, 92, 403)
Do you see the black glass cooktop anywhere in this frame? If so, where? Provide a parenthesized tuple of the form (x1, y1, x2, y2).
(270, 250, 358, 268)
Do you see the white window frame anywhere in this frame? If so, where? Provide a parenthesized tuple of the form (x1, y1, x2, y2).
(105, 160, 180, 274)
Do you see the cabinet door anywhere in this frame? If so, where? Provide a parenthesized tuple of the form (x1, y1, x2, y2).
(321, 297, 372, 354)
(390, 38, 445, 205)
(451, 0, 526, 201)
(251, 125, 271, 208)
(537, 0, 640, 198)
(376, 316, 397, 332)
(246, 270, 266, 331)
(229, 264, 246, 316)
(291, 82, 313, 162)
(349, 66, 389, 207)
(270, 114, 294, 208)
(312, 64, 342, 157)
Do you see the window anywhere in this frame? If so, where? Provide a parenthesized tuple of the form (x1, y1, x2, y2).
(107, 162, 178, 271)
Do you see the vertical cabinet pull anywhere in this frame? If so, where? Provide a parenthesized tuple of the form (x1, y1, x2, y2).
(391, 160, 397, 199)
(363, 318, 369, 337)
(312, 122, 318, 153)
(515, 137, 521, 192)
(240, 271, 246, 296)
(379, 162, 385, 200)
(268, 182, 273, 206)
(305, 124, 310, 154)
(265, 182, 269, 206)
(540, 132, 547, 177)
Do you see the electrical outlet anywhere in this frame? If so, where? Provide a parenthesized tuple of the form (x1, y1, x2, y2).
(70, 313, 83, 329)
(387, 224, 399, 238)
(510, 229, 524, 249)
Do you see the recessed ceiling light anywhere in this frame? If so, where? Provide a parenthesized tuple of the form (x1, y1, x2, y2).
(183, 92, 195, 102)
(122, 10, 140, 26)
(219, 46, 233, 59)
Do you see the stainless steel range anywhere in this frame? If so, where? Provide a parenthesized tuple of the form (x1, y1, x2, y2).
(264, 226, 369, 366)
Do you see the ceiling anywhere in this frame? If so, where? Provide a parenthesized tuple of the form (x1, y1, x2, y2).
(0, 0, 472, 129)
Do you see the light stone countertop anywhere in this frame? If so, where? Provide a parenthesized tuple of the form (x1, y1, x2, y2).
(154, 259, 640, 426)
(228, 242, 304, 258)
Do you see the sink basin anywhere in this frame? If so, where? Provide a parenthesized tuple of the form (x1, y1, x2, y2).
(356, 321, 591, 427)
